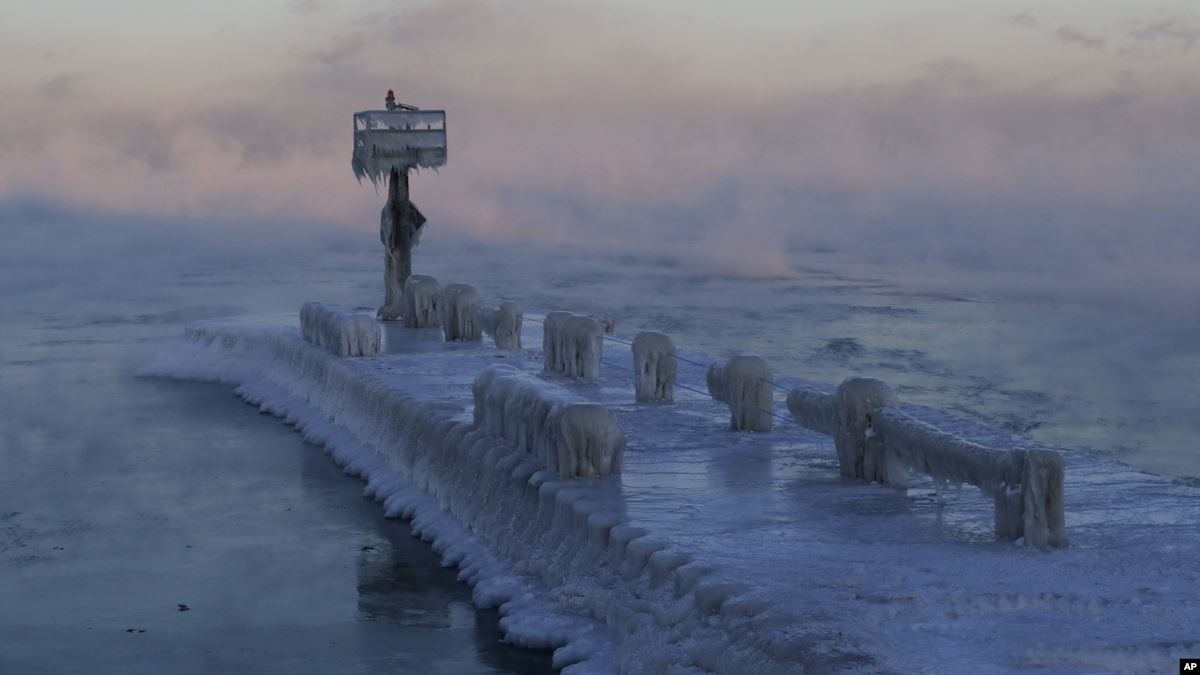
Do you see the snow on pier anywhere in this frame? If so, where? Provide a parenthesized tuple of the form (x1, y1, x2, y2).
(146, 313, 1200, 674)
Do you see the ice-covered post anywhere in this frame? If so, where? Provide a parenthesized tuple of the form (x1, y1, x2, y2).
(542, 312, 602, 379)
(834, 377, 903, 484)
(482, 301, 523, 350)
(379, 169, 426, 319)
(351, 96, 447, 320)
(632, 332, 677, 403)
(707, 356, 774, 431)
(1020, 450, 1069, 549)
(441, 283, 483, 341)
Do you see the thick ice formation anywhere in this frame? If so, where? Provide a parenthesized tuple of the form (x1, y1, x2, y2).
(631, 332, 677, 403)
(874, 408, 1069, 548)
(149, 326, 882, 672)
(377, 301, 404, 322)
(543, 313, 603, 379)
(144, 317, 1200, 671)
(707, 356, 773, 431)
(377, 206, 405, 321)
(473, 364, 624, 478)
(440, 283, 483, 342)
(401, 274, 441, 329)
(565, 316, 604, 379)
(1021, 449, 1069, 549)
(548, 404, 626, 477)
(352, 109, 448, 185)
(474, 364, 565, 451)
(788, 376, 1069, 549)
(784, 384, 836, 435)
(299, 302, 381, 357)
(542, 312, 572, 373)
(481, 301, 523, 351)
(834, 377, 901, 483)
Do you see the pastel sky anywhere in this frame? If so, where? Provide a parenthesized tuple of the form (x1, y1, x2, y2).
(2, 1, 1197, 300)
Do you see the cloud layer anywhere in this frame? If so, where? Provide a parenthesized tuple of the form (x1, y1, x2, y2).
(1, 1, 1197, 312)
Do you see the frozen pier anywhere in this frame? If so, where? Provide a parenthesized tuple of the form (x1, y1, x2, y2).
(147, 313, 1200, 674)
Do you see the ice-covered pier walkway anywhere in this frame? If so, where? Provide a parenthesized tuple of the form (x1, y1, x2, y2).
(148, 313, 1200, 674)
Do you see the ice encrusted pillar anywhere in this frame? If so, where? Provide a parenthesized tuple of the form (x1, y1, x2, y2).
(835, 377, 903, 483)
(1021, 450, 1069, 549)
(379, 168, 427, 320)
(632, 332, 677, 403)
(723, 356, 774, 432)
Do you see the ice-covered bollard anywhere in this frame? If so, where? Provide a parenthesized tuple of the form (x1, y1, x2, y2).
(472, 364, 625, 478)
(299, 302, 382, 357)
(542, 312, 602, 379)
(723, 356, 773, 432)
(1022, 449, 1069, 549)
(543, 311, 572, 373)
(343, 314, 382, 356)
(708, 357, 773, 431)
(834, 377, 902, 484)
(440, 283, 483, 341)
(482, 301, 523, 350)
(631, 332, 677, 403)
(548, 403, 626, 477)
(993, 449, 1068, 549)
(402, 274, 441, 328)
(564, 316, 603, 379)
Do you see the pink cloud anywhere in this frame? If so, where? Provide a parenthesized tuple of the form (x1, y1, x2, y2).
(2, 0, 1197, 308)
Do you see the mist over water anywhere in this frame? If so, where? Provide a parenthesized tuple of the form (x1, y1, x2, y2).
(4, 205, 1197, 482)
(407, 234, 1200, 481)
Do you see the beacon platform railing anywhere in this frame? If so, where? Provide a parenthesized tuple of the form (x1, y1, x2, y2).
(352, 109, 447, 182)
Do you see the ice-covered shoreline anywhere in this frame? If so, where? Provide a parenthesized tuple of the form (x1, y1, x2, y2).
(144, 316, 1200, 674)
